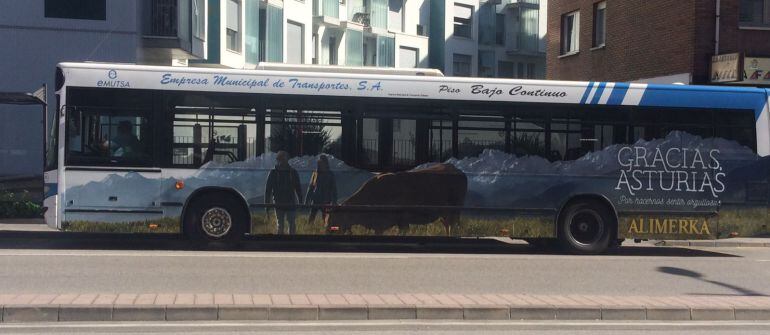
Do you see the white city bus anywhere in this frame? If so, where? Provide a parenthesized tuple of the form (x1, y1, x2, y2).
(44, 62, 770, 253)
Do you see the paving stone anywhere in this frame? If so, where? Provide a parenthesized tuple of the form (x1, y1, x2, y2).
(59, 305, 112, 321)
(415, 306, 463, 320)
(601, 306, 647, 320)
(735, 307, 770, 320)
(318, 305, 368, 320)
(646, 306, 691, 320)
(509, 306, 556, 320)
(368, 305, 416, 320)
(555, 307, 601, 320)
(218, 305, 269, 320)
(268, 305, 318, 320)
(112, 305, 166, 321)
(690, 307, 735, 321)
(165, 305, 218, 321)
(2, 305, 59, 323)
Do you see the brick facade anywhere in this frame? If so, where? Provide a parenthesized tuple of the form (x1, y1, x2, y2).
(547, 0, 770, 84)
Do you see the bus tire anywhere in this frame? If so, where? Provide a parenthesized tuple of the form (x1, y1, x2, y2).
(557, 200, 613, 255)
(184, 193, 247, 246)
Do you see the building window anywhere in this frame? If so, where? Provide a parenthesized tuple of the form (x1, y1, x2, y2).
(527, 63, 536, 79)
(453, 53, 471, 76)
(478, 51, 495, 77)
(498, 61, 514, 78)
(226, 0, 242, 52)
(377, 36, 396, 67)
(561, 10, 580, 54)
(346, 29, 364, 66)
(192, 0, 206, 40)
(593, 1, 606, 47)
(740, 0, 770, 27)
(329, 35, 338, 65)
(287, 21, 304, 64)
(495, 14, 505, 45)
(44, 0, 106, 20)
(453, 3, 473, 38)
(399, 46, 419, 68)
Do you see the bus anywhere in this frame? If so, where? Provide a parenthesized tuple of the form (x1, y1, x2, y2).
(43, 62, 770, 254)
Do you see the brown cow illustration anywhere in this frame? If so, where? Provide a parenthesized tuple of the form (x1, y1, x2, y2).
(325, 163, 467, 235)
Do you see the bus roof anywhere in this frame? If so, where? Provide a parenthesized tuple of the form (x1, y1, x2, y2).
(254, 62, 444, 77)
(57, 62, 769, 118)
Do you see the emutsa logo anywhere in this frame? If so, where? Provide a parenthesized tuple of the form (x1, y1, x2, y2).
(98, 69, 130, 88)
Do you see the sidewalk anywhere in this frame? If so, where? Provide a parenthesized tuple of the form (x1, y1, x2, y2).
(1, 293, 770, 322)
(657, 237, 770, 248)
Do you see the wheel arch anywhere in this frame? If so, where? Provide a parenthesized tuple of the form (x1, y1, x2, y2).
(181, 186, 251, 234)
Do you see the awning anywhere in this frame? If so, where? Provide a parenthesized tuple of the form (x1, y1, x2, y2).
(0, 86, 46, 105)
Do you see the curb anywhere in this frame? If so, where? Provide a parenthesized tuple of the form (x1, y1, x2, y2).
(3, 304, 770, 322)
(658, 240, 770, 248)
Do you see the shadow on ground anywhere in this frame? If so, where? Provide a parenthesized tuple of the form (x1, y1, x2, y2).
(658, 266, 766, 296)
(0, 229, 740, 258)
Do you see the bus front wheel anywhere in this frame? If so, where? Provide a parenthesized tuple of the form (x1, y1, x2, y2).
(558, 200, 613, 255)
(184, 193, 247, 246)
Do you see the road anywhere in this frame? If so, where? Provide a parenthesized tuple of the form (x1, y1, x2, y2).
(2, 320, 770, 335)
(0, 230, 769, 296)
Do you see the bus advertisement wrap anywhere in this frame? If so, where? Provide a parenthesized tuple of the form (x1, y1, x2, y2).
(61, 130, 768, 240)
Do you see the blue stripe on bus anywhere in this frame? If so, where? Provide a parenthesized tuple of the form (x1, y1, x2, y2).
(579, 82, 595, 105)
(606, 83, 630, 105)
(639, 84, 768, 120)
(590, 82, 607, 104)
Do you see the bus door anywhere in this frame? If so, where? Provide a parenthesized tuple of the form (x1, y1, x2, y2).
(357, 106, 447, 171)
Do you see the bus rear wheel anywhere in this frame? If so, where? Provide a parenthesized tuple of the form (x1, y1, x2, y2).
(184, 193, 247, 246)
(558, 200, 613, 255)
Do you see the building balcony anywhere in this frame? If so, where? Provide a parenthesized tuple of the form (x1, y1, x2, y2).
(140, 0, 206, 63)
(499, 0, 539, 11)
(314, 0, 340, 26)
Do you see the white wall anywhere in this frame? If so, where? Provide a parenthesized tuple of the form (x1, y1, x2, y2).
(219, 0, 246, 69)
(284, 0, 314, 64)
(442, 0, 479, 76)
(0, 0, 139, 177)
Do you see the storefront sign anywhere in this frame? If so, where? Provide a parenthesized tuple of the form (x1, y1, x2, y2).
(710, 53, 741, 83)
(743, 57, 770, 85)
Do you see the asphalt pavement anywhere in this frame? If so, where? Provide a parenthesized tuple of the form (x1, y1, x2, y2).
(0, 231, 768, 296)
(1, 223, 770, 328)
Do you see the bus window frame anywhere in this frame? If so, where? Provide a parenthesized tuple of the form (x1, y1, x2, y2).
(64, 105, 156, 168)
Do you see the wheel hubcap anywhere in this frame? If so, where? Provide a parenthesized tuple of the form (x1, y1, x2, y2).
(201, 207, 232, 238)
(569, 210, 604, 245)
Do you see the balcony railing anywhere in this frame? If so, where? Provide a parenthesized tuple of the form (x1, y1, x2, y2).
(349, 6, 370, 26)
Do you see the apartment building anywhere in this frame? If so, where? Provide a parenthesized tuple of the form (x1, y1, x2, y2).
(429, 0, 548, 78)
(0, 0, 141, 177)
(548, 0, 770, 86)
(195, 0, 430, 69)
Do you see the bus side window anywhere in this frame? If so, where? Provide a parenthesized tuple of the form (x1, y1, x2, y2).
(66, 107, 153, 166)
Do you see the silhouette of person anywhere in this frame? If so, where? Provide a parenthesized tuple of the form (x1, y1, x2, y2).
(305, 155, 338, 226)
(264, 151, 302, 235)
